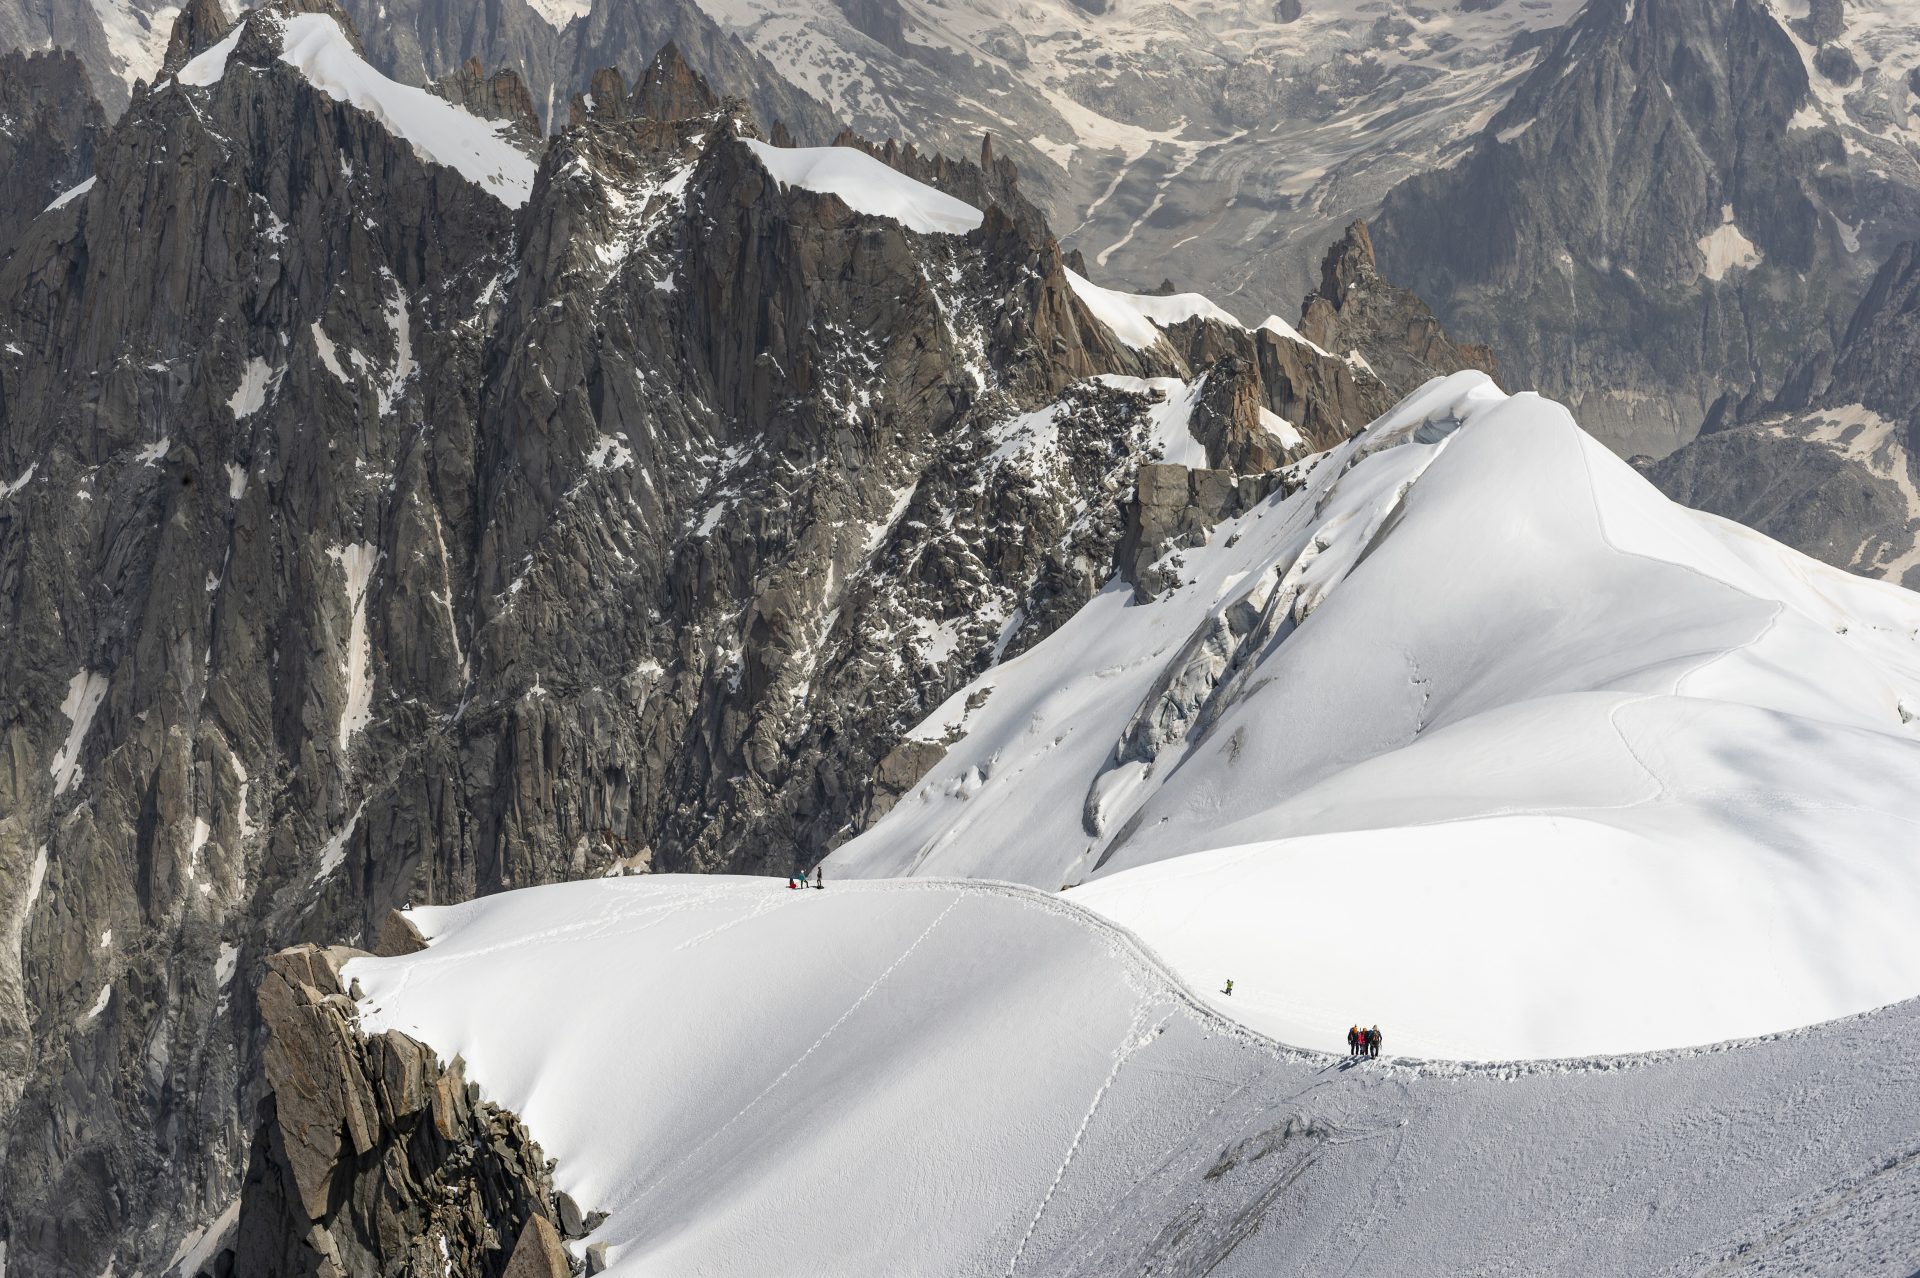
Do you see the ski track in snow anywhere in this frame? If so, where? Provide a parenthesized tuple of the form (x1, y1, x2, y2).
(628, 891, 967, 1213)
(1004, 1004, 1162, 1276)
(350, 873, 1920, 1276)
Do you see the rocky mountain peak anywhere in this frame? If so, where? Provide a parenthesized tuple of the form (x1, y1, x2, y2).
(566, 48, 722, 130)
(433, 57, 542, 139)
(1312, 218, 1379, 301)
(233, 0, 371, 66)
(634, 41, 719, 123)
(1370, 0, 1920, 460)
(1300, 219, 1497, 394)
(160, 0, 234, 77)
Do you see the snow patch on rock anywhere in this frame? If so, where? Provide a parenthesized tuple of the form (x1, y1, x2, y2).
(310, 322, 352, 384)
(1096, 374, 1209, 467)
(1067, 269, 1242, 350)
(177, 23, 241, 86)
(80, 983, 111, 1023)
(1698, 207, 1763, 280)
(44, 176, 94, 212)
(50, 671, 109, 795)
(327, 543, 377, 752)
(233, 14, 538, 207)
(227, 357, 282, 419)
(588, 433, 634, 471)
(312, 799, 366, 883)
(741, 140, 985, 235)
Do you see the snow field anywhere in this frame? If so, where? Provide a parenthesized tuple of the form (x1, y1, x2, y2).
(1065, 268, 1245, 350)
(347, 876, 1242, 1276)
(831, 371, 1920, 1058)
(347, 874, 1920, 1276)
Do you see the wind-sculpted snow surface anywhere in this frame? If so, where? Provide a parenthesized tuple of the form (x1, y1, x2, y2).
(347, 875, 1920, 1276)
(829, 371, 1920, 1058)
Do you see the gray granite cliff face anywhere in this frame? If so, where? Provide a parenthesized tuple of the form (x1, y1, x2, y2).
(1373, 0, 1920, 461)
(1648, 238, 1920, 587)
(0, 49, 105, 256)
(227, 935, 574, 1278)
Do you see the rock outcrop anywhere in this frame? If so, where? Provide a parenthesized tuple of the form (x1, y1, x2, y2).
(229, 944, 572, 1278)
(432, 57, 543, 142)
(1299, 220, 1498, 395)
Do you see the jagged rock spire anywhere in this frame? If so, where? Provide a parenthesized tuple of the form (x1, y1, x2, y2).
(634, 42, 719, 122)
(434, 56, 542, 139)
(160, 0, 233, 76)
(1300, 218, 1497, 389)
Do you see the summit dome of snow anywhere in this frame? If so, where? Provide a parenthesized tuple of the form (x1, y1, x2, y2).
(741, 140, 984, 235)
(828, 371, 1920, 1059)
(176, 13, 537, 207)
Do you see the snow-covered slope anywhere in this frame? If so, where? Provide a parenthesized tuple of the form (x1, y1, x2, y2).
(173, 11, 538, 206)
(345, 873, 1920, 1276)
(827, 371, 1920, 1058)
(347, 875, 1229, 1276)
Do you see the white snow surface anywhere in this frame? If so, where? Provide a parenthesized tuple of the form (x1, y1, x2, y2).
(828, 371, 1920, 1059)
(349, 876, 1238, 1276)
(1066, 268, 1243, 350)
(278, 16, 536, 206)
(44, 176, 94, 212)
(346, 874, 1920, 1277)
(176, 24, 240, 86)
(740, 140, 984, 235)
(325, 370, 1920, 1275)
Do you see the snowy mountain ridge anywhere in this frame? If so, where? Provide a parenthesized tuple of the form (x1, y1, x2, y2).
(832, 369, 1920, 1058)
(328, 370, 1920, 1270)
(334, 867, 1920, 1276)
